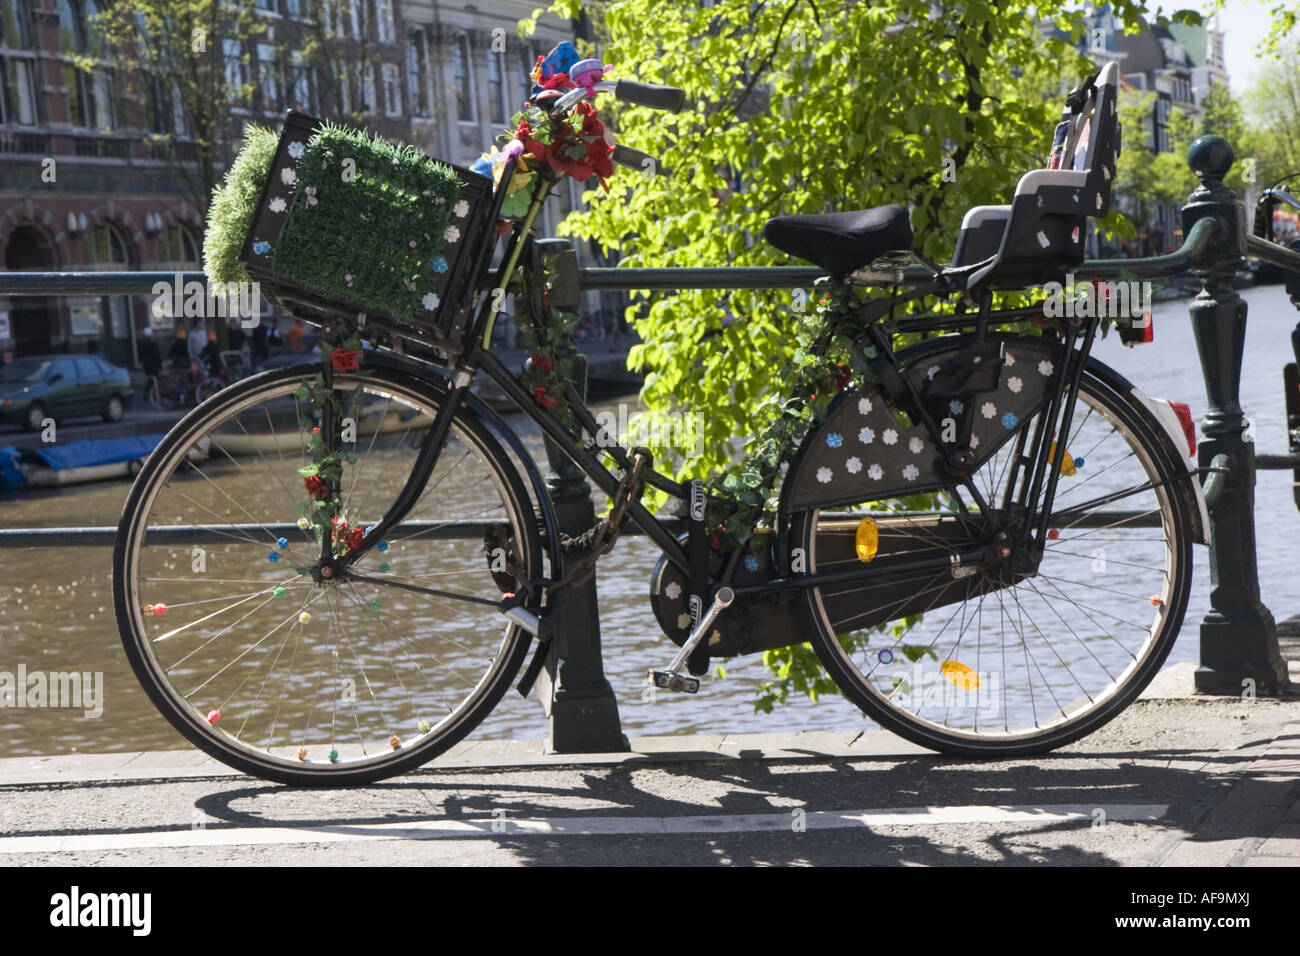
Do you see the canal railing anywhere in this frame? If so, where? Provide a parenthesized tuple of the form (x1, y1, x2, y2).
(3, 135, 1300, 752)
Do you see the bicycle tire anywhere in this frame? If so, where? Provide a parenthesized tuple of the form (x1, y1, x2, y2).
(113, 361, 542, 786)
(789, 339, 1195, 756)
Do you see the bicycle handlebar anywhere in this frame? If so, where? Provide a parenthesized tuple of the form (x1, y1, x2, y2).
(612, 143, 670, 177)
(614, 79, 686, 113)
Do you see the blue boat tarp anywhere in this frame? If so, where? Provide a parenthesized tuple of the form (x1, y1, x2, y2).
(0, 433, 165, 490)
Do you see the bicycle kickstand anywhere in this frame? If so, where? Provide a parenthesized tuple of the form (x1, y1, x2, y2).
(649, 587, 734, 693)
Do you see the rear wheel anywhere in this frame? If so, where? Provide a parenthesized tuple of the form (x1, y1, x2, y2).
(792, 349, 1195, 756)
(113, 362, 542, 785)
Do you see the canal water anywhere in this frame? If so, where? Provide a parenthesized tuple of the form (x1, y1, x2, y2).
(1, 282, 1297, 758)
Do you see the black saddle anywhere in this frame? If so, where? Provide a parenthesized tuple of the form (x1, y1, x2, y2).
(764, 204, 913, 278)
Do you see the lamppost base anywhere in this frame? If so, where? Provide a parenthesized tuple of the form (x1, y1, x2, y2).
(1193, 610, 1289, 695)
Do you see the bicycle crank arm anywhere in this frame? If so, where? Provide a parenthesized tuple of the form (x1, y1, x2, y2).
(650, 587, 734, 693)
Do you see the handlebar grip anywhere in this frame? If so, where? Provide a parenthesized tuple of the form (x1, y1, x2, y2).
(612, 144, 669, 178)
(614, 79, 686, 113)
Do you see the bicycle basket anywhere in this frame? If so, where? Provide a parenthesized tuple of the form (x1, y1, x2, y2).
(237, 110, 498, 350)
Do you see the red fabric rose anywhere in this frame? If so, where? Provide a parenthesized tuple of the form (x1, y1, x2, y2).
(331, 349, 361, 372)
(834, 364, 852, 391)
(304, 475, 328, 499)
(344, 526, 365, 551)
(531, 353, 553, 374)
(532, 386, 559, 409)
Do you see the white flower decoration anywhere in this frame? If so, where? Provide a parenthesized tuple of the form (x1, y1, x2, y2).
(1038, 360, 1054, 376)
(859, 426, 875, 445)
(981, 402, 997, 419)
(287, 141, 305, 160)
(970, 434, 981, 449)
(664, 581, 682, 600)
(867, 463, 883, 480)
(444, 225, 460, 243)
(926, 365, 940, 380)
(909, 436, 924, 454)
(280, 167, 297, 185)
(1008, 376, 1023, 394)
(676, 612, 691, 629)
(816, 466, 832, 484)
(902, 464, 919, 481)
(858, 397, 873, 415)
(268, 196, 287, 213)
(422, 292, 440, 311)
(453, 199, 470, 218)
(1005, 352, 1016, 366)
(845, 456, 862, 474)
(882, 428, 898, 445)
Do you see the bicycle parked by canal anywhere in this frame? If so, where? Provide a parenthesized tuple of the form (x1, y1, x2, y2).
(112, 56, 1300, 786)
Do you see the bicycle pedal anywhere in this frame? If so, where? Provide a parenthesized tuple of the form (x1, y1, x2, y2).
(649, 670, 700, 694)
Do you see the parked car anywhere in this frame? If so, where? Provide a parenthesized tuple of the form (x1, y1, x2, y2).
(0, 354, 135, 431)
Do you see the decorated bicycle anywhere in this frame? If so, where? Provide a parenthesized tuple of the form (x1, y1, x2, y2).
(115, 46, 1219, 786)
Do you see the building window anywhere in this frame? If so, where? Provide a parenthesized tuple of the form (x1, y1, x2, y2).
(382, 62, 400, 117)
(254, 0, 275, 12)
(359, 63, 374, 114)
(346, 0, 361, 38)
(258, 42, 280, 112)
(284, 0, 300, 16)
(65, 63, 119, 130)
(144, 72, 172, 133)
(223, 38, 247, 104)
(375, 0, 393, 43)
(288, 53, 314, 111)
(164, 224, 199, 264)
(1, 0, 35, 49)
(520, 45, 535, 99)
(90, 223, 128, 265)
(452, 34, 473, 122)
(486, 49, 506, 124)
(406, 30, 429, 117)
(0, 56, 38, 125)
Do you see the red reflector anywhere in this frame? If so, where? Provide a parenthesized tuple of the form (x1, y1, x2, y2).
(1140, 311, 1153, 344)
(1169, 401, 1196, 457)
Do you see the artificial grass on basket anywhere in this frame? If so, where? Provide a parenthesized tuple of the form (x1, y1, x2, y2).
(203, 120, 465, 321)
(270, 122, 463, 321)
(204, 124, 279, 286)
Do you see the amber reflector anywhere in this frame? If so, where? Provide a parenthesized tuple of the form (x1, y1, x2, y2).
(855, 517, 879, 563)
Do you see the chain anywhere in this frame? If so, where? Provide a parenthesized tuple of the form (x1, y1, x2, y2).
(552, 449, 650, 591)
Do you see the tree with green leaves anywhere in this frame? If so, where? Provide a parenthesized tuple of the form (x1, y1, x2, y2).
(519, 0, 1215, 709)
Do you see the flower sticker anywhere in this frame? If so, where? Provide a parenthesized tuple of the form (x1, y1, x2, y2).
(304, 185, 318, 206)
(252, 240, 270, 255)
(926, 365, 940, 381)
(280, 167, 297, 185)
(882, 428, 898, 445)
(902, 463, 919, 481)
(816, 466, 832, 484)
(981, 402, 997, 419)
(859, 427, 875, 445)
(664, 581, 682, 600)
(1038, 360, 1054, 376)
(287, 141, 305, 160)
(867, 463, 883, 480)
(430, 255, 448, 273)
(268, 196, 287, 213)
(1008, 376, 1023, 394)
(845, 456, 862, 474)
(1001, 412, 1019, 429)
(453, 199, 470, 218)
(949, 400, 964, 415)
(858, 397, 873, 415)
(743, 554, 759, 572)
(825, 432, 843, 448)
(676, 612, 691, 629)
(970, 434, 981, 449)
(422, 292, 440, 311)
(909, 436, 924, 454)
(444, 225, 460, 243)
(1005, 352, 1016, 367)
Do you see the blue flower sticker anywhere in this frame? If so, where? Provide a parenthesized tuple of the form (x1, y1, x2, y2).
(743, 554, 759, 572)
(252, 240, 271, 255)
(825, 432, 843, 448)
(430, 255, 448, 274)
(1001, 412, 1019, 429)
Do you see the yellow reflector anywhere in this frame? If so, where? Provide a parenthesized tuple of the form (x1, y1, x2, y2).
(855, 517, 879, 563)
(941, 660, 979, 690)
(1049, 440, 1077, 476)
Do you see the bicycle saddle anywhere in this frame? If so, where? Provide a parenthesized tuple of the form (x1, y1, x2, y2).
(763, 204, 913, 278)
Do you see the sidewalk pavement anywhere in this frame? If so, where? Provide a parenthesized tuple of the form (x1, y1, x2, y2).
(0, 661, 1298, 866)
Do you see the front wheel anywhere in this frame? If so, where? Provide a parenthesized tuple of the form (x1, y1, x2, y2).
(113, 361, 543, 785)
(791, 349, 1196, 757)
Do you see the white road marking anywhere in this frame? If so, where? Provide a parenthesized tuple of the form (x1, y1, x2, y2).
(0, 804, 1166, 854)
